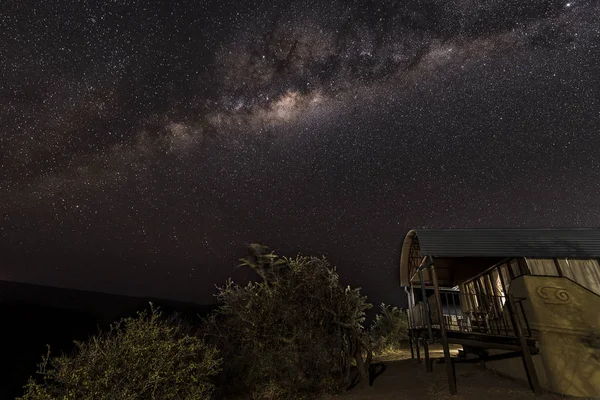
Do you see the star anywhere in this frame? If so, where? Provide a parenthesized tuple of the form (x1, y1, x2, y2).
(1, 0, 599, 307)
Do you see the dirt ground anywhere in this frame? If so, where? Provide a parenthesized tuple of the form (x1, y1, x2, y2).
(323, 345, 570, 400)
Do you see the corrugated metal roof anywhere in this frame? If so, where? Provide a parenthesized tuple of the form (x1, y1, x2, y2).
(412, 228, 600, 258)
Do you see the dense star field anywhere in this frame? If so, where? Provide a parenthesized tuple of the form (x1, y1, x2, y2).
(2, 0, 600, 304)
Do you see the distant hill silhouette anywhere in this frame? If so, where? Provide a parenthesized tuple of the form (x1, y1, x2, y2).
(0, 280, 217, 400)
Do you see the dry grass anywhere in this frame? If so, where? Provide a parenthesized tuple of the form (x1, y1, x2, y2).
(372, 344, 461, 363)
(371, 345, 412, 362)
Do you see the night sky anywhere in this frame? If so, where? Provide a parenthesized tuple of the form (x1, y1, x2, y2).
(2, 0, 600, 305)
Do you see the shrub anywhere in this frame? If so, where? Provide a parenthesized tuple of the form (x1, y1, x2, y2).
(203, 244, 372, 399)
(19, 307, 221, 400)
(369, 304, 409, 354)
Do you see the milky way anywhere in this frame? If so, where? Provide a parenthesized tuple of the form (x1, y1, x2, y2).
(2, 0, 600, 303)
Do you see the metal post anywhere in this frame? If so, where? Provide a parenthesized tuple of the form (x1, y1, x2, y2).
(431, 261, 457, 395)
(506, 293, 542, 395)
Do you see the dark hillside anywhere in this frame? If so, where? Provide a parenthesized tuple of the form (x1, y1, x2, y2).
(0, 280, 216, 400)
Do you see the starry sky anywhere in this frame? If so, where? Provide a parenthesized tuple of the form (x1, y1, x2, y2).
(2, 0, 600, 305)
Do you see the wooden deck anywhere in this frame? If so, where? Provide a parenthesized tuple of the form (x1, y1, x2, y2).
(419, 329, 539, 354)
(408, 265, 542, 396)
(324, 347, 567, 400)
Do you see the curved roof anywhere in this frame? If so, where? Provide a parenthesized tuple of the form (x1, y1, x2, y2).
(400, 228, 600, 287)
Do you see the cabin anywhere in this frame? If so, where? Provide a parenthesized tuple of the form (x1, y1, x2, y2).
(400, 228, 600, 397)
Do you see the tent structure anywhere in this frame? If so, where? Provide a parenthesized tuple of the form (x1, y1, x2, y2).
(400, 228, 600, 397)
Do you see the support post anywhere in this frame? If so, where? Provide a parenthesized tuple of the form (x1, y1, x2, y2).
(431, 261, 457, 395)
(415, 332, 421, 363)
(418, 268, 434, 342)
(553, 258, 564, 277)
(506, 293, 542, 396)
(423, 336, 432, 372)
(404, 286, 415, 359)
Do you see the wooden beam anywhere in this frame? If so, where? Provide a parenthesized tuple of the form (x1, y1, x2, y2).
(423, 337, 432, 372)
(415, 331, 421, 363)
(447, 338, 534, 353)
(431, 261, 457, 395)
(517, 258, 529, 277)
(419, 268, 434, 341)
(483, 351, 525, 363)
(506, 294, 542, 396)
(553, 258, 564, 277)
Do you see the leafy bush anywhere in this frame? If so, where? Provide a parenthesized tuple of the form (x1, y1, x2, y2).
(203, 244, 373, 399)
(369, 304, 409, 354)
(19, 307, 221, 400)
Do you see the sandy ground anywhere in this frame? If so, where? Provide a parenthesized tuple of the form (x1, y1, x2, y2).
(323, 346, 569, 400)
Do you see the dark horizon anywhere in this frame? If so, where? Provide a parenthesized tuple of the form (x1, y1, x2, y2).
(2, 0, 600, 307)
(0, 243, 411, 307)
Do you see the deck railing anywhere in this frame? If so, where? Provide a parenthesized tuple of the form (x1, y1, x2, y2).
(410, 291, 532, 337)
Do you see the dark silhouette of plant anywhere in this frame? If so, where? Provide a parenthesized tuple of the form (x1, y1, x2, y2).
(19, 306, 221, 400)
(202, 244, 373, 399)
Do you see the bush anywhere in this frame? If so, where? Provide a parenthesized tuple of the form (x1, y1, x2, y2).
(369, 304, 409, 354)
(19, 307, 221, 400)
(203, 244, 372, 399)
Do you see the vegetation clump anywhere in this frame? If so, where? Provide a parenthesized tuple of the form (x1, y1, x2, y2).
(370, 303, 409, 355)
(20, 307, 221, 400)
(203, 244, 373, 399)
(19, 245, 383, 399)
